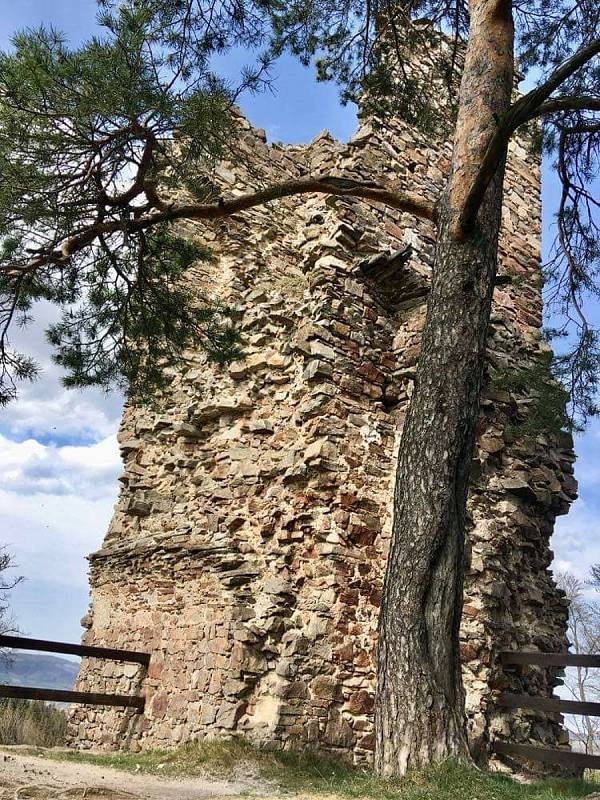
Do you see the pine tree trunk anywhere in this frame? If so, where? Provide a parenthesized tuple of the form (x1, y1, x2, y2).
(375, 0, 515, 777)
(375, 189, 503, 775)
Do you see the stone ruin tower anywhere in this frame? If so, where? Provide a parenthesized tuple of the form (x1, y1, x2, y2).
(68, 39, 578, 764)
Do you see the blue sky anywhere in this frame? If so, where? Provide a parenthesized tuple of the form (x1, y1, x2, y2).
(0, 1, 598, 644)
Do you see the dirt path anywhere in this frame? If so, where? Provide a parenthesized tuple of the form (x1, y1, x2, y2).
(0, 748, 273, 799)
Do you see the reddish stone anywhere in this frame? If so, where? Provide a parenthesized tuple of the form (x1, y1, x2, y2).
(385, 220, 404, 239)
(335, 642, 354, 663)
(150, 692, 168, 717)
(347, 690, 375, 714)
(339, 589, 359, 607)
(368, 588, 382, 607)
(358, 733, 375, 751)
(460, 643, 478, 662)
(356, 363, 384, 384)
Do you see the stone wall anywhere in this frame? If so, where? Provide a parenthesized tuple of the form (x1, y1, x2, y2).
(68, 54, 577, 764)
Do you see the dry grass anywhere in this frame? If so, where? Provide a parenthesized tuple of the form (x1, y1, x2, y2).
(0, 698, 67, 747)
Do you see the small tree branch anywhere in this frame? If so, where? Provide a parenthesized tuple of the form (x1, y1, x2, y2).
(168, 176, 435, 222)
(528, 96, 600, 120)
(457, 38, 600, 235)
(102, 126, 158, 207)
(512, 38, 600, 123)
(2, 175, 435, 276)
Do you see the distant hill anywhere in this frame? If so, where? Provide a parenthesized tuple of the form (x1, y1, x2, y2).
(0, 651, 79, 690)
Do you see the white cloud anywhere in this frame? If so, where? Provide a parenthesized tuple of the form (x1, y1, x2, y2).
(0, 431, 121, 594)
(2, 386, 123, 443)
(0, 433, 121, 499)
(0, 433, 121, 634)
(553, 496, 600, 583)
(549, 418, 600, 586)
(1, 300, 123, 443)
(553, 558, 577, 574)
(1, 489, 118, 588)
(0, 298, 124, 637)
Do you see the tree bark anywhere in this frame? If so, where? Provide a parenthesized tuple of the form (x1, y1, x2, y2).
(375, 0, 515, 777)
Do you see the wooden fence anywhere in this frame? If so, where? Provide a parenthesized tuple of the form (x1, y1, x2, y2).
(495, 650, 600, 770)
(3, 638, 599, 760)
(0, 634, 149, 711)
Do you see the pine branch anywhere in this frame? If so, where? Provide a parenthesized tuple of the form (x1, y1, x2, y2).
(170, 176, 435, 222)
(513, 39, 600, 121)
(457, 38, 600, 235)
(528, 96, 600, 119)
(2, 176, 435, 276)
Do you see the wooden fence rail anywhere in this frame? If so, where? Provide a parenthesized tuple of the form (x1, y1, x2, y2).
(501, 651, 600, 669)
(0, 634, 149, 711)
(494, 651, 600, 771)
(494, 741, 600, 771)
(0, 684, 145, 710)
(0, 634, 150, 666)
(499, 691, 600, 718)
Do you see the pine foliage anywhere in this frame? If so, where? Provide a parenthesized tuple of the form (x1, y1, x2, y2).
(0, 6, 245, 403)
(0, 0, 598, 423)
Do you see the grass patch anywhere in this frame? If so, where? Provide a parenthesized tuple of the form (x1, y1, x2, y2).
(25, 738, 599, 799)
